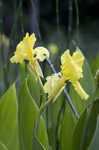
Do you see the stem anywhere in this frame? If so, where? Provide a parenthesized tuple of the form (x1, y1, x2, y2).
(74, 0, 79, 44)
(63, 88, 79, 119)
(46, 58, 79, 119)
(34, 99, 51, 137)
(40, 99, 51, 114)
(67, 0, 73, 49)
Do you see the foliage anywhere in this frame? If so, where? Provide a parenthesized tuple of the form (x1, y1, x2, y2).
(0, 47, 99, 150)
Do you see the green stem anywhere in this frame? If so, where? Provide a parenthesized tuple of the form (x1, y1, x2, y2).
(40, 99, 51, 114)
(74, 0, 79, 44)
(34, 99, 51, 137)
(67, 0, 73, 49)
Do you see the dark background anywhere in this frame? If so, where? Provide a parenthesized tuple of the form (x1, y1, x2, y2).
(0, 0, 99, 56)
(0, 0, 99, 94)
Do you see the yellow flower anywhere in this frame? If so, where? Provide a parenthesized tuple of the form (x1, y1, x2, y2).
(33, 47, 49, 62)
(43, 73, 65, 102)
(10, 33, 49, 78)
(61, 49, 89, 99)
(10, 33, 36, 63)
(44, 49, 89, 101)
(61, 49, 84, 82)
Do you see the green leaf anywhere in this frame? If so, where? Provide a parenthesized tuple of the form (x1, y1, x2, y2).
(60, 59, 95, 150)
(27, 74, 41, 106)
(60, 99, 77, 150)
(91, 53, 99, 76)
(72, 99, 99, 150)
(0, 142, 8, 150)
(0, 84, 19, 150)
(32, 135, 45, 150)
(88, 115, 99, 150)
(18, 78, 49, 150)
(20, 62, 27, 81)
(47, 93, 65, 149)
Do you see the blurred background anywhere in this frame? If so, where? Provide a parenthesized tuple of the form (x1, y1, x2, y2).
(0, 0, 99, 96)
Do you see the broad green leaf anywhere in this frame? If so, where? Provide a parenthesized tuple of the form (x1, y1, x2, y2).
(32, 135, 45, 150)
(18, 78, 49, 150)
(88, 115, 99, 150)
(0, 84, 19, 150)
(72, 100, 99, 150)
(27, 74, 41, 106)
(47, 93, 65, 149)
(60, 99, 77, 150)
(0, 142, 8, 150)
(61, 59, 95, 150)
(20, 62, 27, 81)
(91, 53, 99, 76)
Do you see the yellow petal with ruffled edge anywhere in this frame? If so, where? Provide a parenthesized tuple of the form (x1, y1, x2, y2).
(10, 55, 24, 63)
(72, 50, 84, 76)
(61, 50, 84, 82)
(61, 49, 89, 99)
(44, 73, 65, 102)
(61, 50, 83, 81)
(10, 33, 36, 63)
(34, 47, 49, 62)
(72, 81, 89, 100)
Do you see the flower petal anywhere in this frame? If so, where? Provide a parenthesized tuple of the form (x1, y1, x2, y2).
(29, 61, 43, 78)
(10, 55, 24, 63)
(61, 50, 82, 81)
(10, 33, 36, 63)
(44, 73, 65, 102)
(72, 50, 84, 76)
(72, 81, 89, 100)
(34, 47, 49, 62)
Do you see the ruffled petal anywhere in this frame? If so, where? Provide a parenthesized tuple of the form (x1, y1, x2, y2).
(44, 73, 65, 102)
(72, 50, 84, 77)
(10, 33, 36, 63)
(72, 81, 89, 100)
(34, 47, 49, 62)
(10, 55, 24, 63)
(61, 50, 82, 81)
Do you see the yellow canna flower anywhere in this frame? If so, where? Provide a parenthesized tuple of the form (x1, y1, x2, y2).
(10, 33, 49, 78)
(43, 73, 65, 102)
(44, 49, 89, 101)
(61, 49, 89, 100)
(10, 33, 36, 63)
